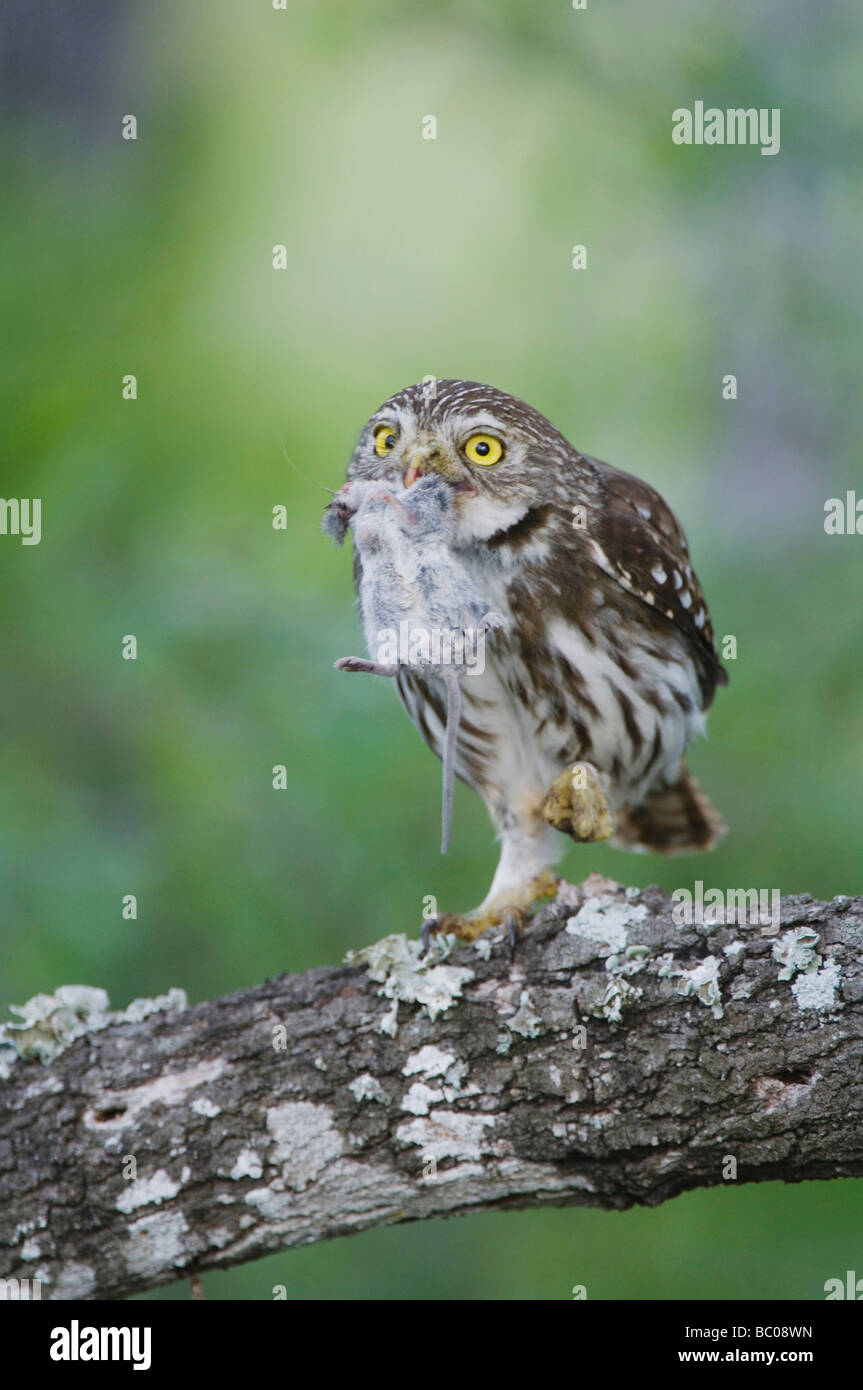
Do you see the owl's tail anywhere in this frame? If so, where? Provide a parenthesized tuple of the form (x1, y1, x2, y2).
(612, 766, 727, 855)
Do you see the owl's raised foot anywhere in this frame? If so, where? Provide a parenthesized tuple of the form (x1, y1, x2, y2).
(419, 871, 558, 950)
(541, 762, 615, 842)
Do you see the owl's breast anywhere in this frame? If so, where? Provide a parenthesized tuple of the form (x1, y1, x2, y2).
(401, 541, 706, 813)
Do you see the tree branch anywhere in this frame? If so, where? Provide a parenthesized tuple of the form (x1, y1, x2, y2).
(1, 876, 861, 1300)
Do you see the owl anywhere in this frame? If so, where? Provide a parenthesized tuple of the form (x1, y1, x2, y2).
(325, 379, 728, 942)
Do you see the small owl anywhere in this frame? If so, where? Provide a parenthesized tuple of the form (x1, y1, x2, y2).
(324, 379, 728, 942)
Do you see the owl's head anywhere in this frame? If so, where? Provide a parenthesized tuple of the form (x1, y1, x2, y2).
(346, 379, 573, 544)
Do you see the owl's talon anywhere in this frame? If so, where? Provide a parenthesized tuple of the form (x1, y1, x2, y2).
(420, 913, 464, 950)
(504, 909, 523, 955)
(417, 875, 556, 948)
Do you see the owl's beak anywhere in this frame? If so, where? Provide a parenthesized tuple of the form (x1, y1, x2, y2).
(401, 440, 477, 494)
(403, 442, 449, 488)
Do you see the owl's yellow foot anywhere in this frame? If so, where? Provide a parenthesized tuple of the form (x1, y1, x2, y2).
(541, 762, 614, 842)
(420, 870, 559, 949)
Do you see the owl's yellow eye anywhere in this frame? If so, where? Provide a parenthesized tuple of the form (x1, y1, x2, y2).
(464, 433, 503, 466)
(374, 425, 397, 457)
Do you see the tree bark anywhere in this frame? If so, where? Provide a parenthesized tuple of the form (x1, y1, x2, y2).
(1, 875, 861, 1300)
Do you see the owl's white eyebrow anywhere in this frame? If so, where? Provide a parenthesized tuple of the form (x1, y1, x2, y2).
(372, 408, 412, 428)
(453, 414, 506, 438)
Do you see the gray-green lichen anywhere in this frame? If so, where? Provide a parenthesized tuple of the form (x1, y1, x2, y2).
(0, 1041, 19, 1080)
(345, 933, 474, 1034)
(657, 953, 724, 1019)
(398, 1043, 475, 1112)
(494, 990, 544, 1051)
(119, 989, 188, 1023)
(771, 927, 842, 1011)
(509, 990, 543, 1039)
(565, 889, 652, 1023)
(589, 945, 649, 1022)
(772, 928, 821, 981)
(0, 985, 188, 1070)
(348, 1073, 389, 1104)
(792, 958, 841, 1012)
(472, 935, 495, 961)
(566, 892, 649, 954)
(607, 944, 650, 975)
(0, 986, 111, 1066)
(592, 976, 641, 1023)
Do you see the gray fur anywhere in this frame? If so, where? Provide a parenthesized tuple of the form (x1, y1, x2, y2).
(324, 475, 504, 853)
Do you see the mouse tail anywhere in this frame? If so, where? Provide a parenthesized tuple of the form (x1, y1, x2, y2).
(441, 666, 461, 854)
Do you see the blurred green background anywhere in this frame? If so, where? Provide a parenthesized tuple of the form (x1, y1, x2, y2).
(1, 0, 861, 1299)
